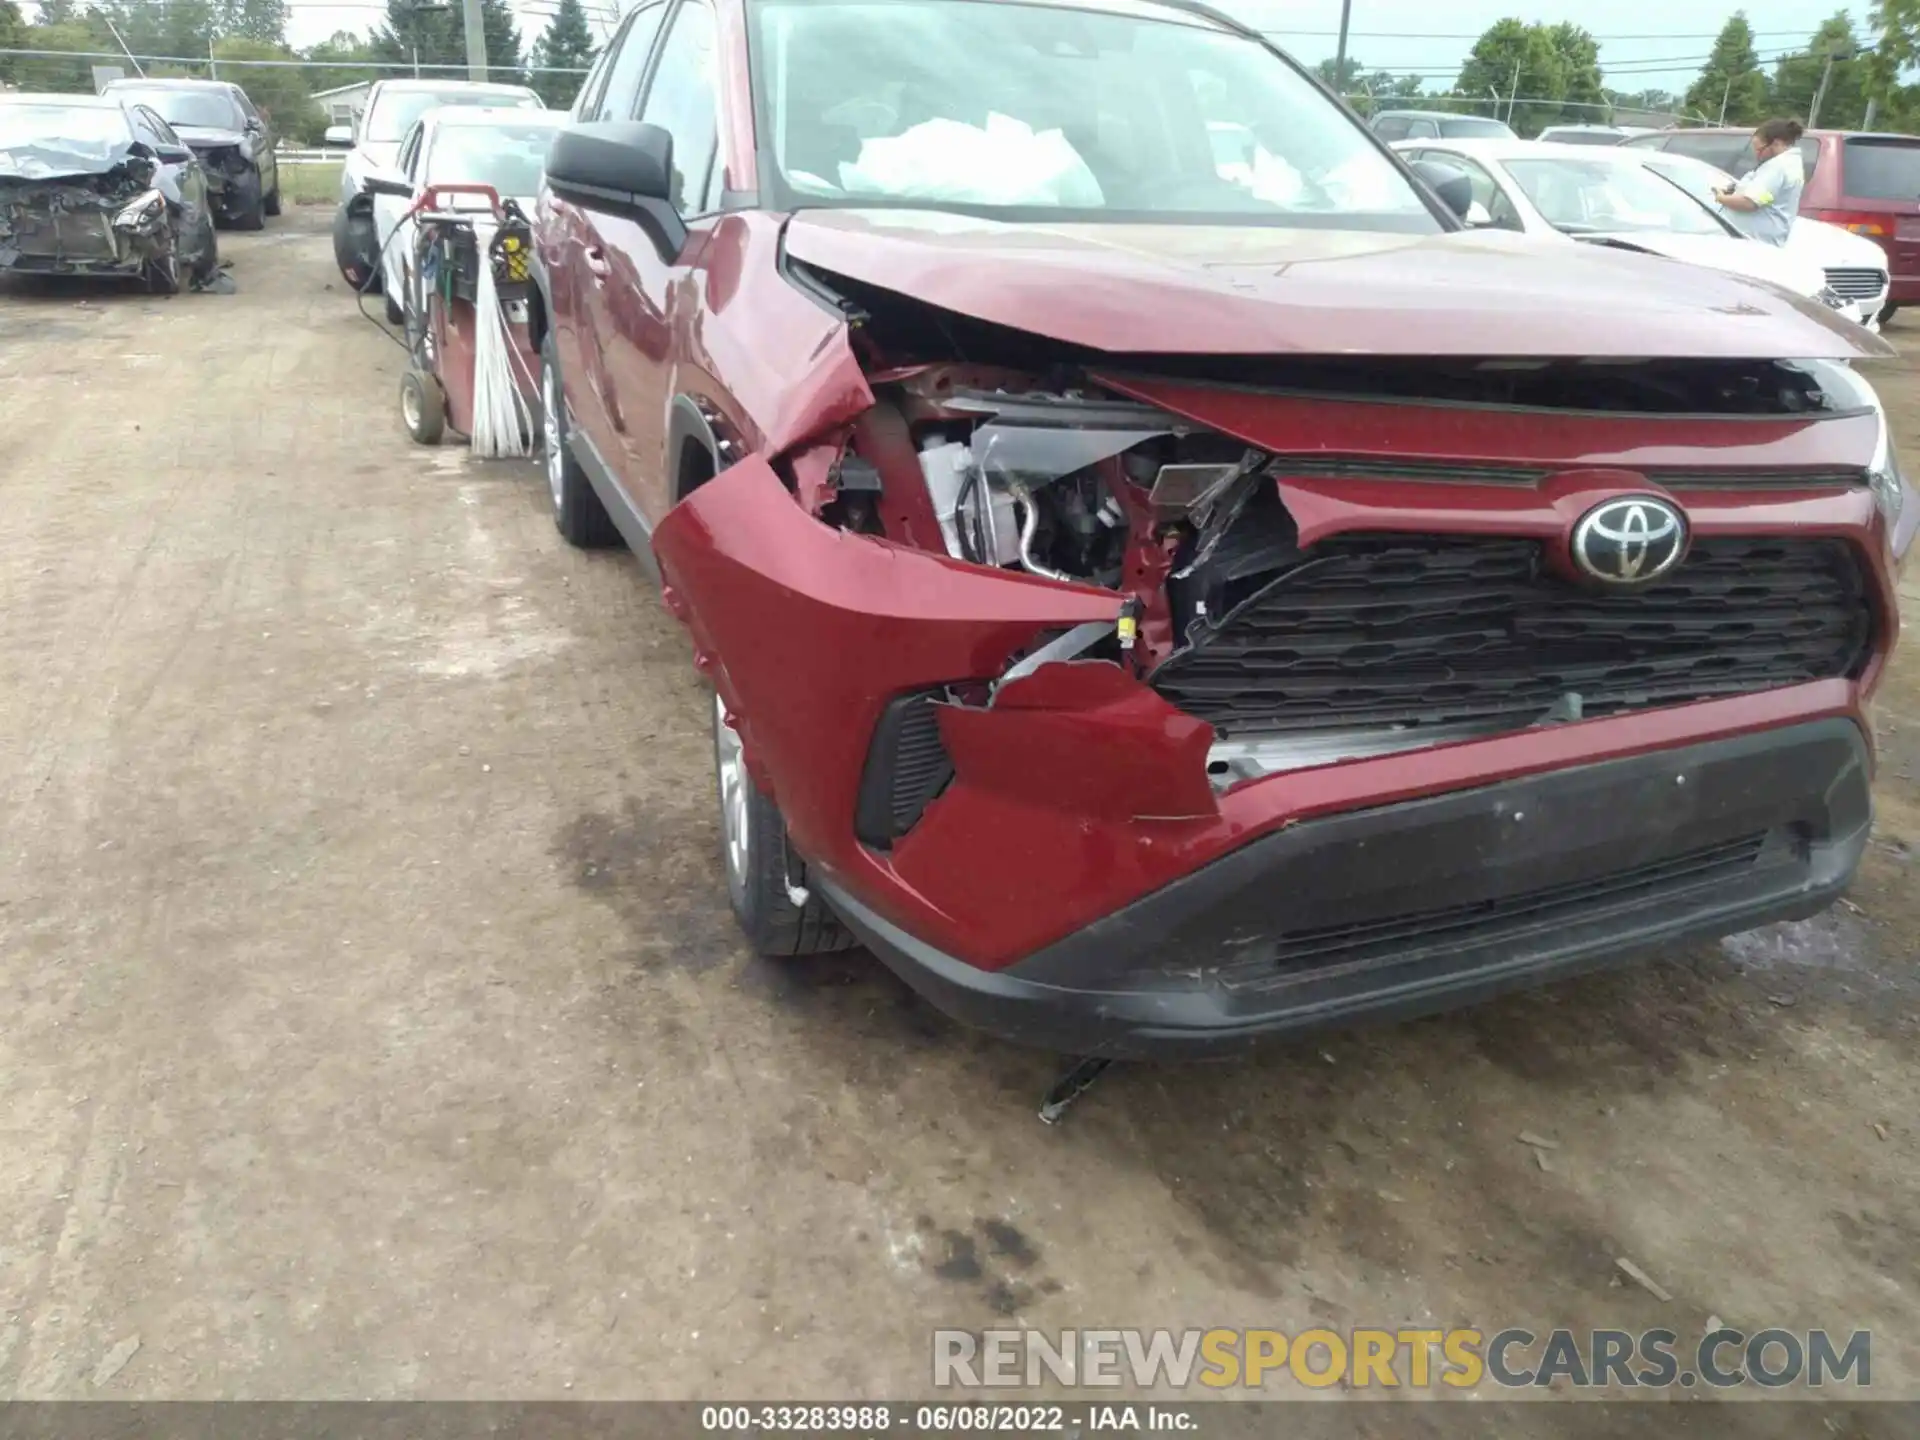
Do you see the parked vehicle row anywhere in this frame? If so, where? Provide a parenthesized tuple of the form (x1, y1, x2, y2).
(101, 78, 280, 230)
(1, 76, 287, 294)
(1390, 137, 1891, 329)
(1, 92, 220, 292)
(330, 78, 545, 297)
(1369, 115, 1920, 324)
(1622, 125, 1920, 321)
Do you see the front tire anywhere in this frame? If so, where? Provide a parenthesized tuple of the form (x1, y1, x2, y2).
(400, 367, 446, 445)
(540, 330, 619, 548)
(385, 287, 405, 326)
(1880, 304, 1901, 327)
(232, 169, 266, 231)
(263, 180, 282, 218)
(712, 692, 855, 957)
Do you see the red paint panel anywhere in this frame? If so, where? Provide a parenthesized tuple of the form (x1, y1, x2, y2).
(935, 664, 1219, 825)
(1095, 375, 1888, 473)
(783, 210, 1891, 361)
(651, 454, 1120, 867)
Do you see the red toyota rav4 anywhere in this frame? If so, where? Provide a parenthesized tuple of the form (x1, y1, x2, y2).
(532, 0, 1912, 1058)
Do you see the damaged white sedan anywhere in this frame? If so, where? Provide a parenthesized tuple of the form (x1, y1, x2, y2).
(0, 92, 220, 294)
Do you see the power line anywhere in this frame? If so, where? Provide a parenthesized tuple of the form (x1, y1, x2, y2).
(0, 43, 591, 69)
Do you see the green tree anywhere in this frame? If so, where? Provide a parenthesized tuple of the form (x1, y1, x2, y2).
(215, 0, 289, 46)
(302, 29, 381, 93)
(34, 0, 77, 22)
(479, 0, 525, 83)
(1455, 19, 1567, 136)
(1546, 22, 1605, 122)
(12, 17, 114, 91)
(371, 0, 464, 74)
(1313, 53, 1365, 94)
(0, 0, 26, 85)
(370, 0, 520, 81)
(528, 0, 596, 107)
(1685, 13, 1770, 125)
(1775, 13, 1866, 127)
(213, 37, 318, 136)
(91, 0, 218, 68)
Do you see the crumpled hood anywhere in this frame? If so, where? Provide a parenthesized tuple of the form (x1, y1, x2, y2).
(1584, 230, 1830, 301)
(0, 135, 147, 184)
(173, 125, 248, 151)
(782, 208, 1892, 361)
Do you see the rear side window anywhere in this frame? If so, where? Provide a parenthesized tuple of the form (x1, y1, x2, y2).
(1839, 138, 1919, 200)
(593, 1, 669, 120)
(1373, 116, 1409, 140)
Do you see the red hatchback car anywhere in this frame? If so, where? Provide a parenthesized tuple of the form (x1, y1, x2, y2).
(1624, 126, 1920, 319)
(532, 0, 1911, 1058)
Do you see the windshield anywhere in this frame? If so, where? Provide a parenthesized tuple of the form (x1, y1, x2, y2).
(1641, 156, 1739, 213)
(1504, 156, 1728, 237)
(0, 104, 130, 154)
(748, 0, 1437, 228)
(113, 87, 242, 130)
(366, 87, 540, 143)
(427, 118, 564, 195)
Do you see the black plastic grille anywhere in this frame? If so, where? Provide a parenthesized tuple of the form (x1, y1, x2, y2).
(1154, 536, 1874, 736)
(1218, 831, 1770, 988)
(854, 691, 955, 849)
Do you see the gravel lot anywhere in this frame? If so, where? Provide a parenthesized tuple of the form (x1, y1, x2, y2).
(1, 209, 1917, 1416)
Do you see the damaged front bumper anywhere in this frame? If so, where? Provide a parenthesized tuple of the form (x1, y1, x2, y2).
(653, 458, 1878, 1058)
(1, 176, 175, 276)
(195, 150, 260, 220)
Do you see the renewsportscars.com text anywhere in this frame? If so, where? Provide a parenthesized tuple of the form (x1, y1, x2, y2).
(933, 1326, 1871, 1391)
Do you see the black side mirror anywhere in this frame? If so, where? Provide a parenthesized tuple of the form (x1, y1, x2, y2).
(363, 175, 413, 199)
(546, 121, 684, 260)
(154, 142, 193, 165)
(1409, 159, 1474, 221)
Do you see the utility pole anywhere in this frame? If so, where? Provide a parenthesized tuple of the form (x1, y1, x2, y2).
(1809, 42, 1852, 129)
(102, 15, 145, 77)
(1507, 57, 1521, 123)
(1333, 0, 1353, 102)
(463, 0, 490, 81)
(1864, 94, 1879, 128)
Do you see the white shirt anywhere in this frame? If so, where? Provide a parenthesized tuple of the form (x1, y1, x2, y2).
(1727, 149, 1806, 247)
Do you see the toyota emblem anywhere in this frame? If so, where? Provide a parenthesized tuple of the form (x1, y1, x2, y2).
(1570, 496, 1688, 586)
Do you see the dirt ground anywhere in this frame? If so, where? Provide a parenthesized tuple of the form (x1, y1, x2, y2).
(1, 208, 1917, 1413)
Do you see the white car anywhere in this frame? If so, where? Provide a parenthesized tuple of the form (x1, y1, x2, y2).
(1632, 149, 1893, 327)
(368, 107, 568, 328)
(336, 78, 544, 209)
(1390, 138, 1867, 327)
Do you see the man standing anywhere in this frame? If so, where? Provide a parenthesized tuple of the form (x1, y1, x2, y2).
(1711, 118, 1807, 247)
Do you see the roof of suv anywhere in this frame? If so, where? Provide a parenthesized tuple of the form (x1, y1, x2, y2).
(371, 79, 539, 94)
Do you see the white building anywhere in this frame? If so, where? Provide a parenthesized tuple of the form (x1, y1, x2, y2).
(312, 80, 373, 127)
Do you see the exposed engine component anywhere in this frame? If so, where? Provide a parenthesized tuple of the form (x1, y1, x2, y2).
(904, 388, 1259, 588)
